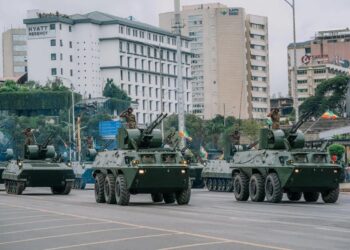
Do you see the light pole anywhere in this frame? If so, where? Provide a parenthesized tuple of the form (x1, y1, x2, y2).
(283, 0, 299, 122)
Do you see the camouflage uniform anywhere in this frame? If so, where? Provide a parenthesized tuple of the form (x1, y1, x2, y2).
(120, 109, 137, 129)
(23, 128, 34, 145)
(268, 109, 280, 129)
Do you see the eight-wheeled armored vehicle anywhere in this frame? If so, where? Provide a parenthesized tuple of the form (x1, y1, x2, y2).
(232, 112, 342, 203)
(2, 133, 75, 195)
(92, 114, 191, 206)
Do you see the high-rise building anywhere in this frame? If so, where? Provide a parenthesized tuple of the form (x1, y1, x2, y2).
(160, 3, 270, 119)
(24, 10, 192, 124)
(2, 28, 27, 78)
(288, 28, 350, 104)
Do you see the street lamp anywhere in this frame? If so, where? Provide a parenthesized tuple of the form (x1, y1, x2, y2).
(283, 0, 299, 122)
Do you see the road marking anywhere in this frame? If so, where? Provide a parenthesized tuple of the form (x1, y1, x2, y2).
(0, 214, 48, 221)
(0, 226, 139, 245)
(0, 211, 41, 217)
(0, 222, 109, 235)
(0, 218, 78, 227)
(44, 233, 177, 250)
(0, 202, 292, 250)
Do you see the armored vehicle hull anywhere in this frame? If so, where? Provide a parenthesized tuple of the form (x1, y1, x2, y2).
(0, 162, 6, 184)
(201, 160, 233, 192)
(2, 160, 75, 195)
(232, 149, 342, 203)
(189, 163, 205, 188)
(92, 149, 191, 206)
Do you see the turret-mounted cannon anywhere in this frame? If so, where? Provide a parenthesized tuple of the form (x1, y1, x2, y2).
(118, 113, 168, 150)
(259, 111, 314, 150)
(24, 133, 56, 160)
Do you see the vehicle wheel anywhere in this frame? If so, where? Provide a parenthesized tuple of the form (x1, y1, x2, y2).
(115, 174, 130, 206)
(206, 179, 213, 191)
(212, 179, 218, 191)
(217, 179, 223, 192)
(176, 180, 191, 205)
(233, 172, 249, 201)
(249, 174, 265, 202)
(51, 181, 72, 195)
(287, 191, 302, 201)
(226, 179, 233, 192)
(163, 193, 176, 204)
(321, 187, 339, 203)
(265, 173, 283, 203)
(80, 181, 86, 190)
(94, 173, 106, 203)
(104, 174, 116, 204)
(151, 193, 164, 202)
(4, 180, 10, 194)
(303, 192, 319, 202)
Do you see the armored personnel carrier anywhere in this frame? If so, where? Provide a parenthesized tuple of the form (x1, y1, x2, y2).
(92, 113, 191, 206)
(231, 112, 342, 203)
(202, 160, 233, 192)
(2, 133, 75, 195)
(0, 149, 14, 184)
(73, 149, 97, 189)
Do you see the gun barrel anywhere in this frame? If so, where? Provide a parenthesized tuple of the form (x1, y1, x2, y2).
(144, 113, 168, 134)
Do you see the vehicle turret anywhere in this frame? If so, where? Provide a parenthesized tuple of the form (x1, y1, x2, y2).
(118, 113, 167, 150)
(24, 133, 56, 160)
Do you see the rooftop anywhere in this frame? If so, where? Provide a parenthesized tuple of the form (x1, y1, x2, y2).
(24, 11, 191, 40)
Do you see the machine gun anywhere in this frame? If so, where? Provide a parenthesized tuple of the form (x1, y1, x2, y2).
(24, 133, 56, 160)
(118, 113, 168, 150)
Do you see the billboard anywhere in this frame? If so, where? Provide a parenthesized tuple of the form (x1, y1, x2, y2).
(99, 120, 123, 139)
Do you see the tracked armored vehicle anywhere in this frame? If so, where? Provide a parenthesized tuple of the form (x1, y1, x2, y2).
(0, 149, 13, 184)
(92, 113, 191, 206)
(2, 134, 75, 195)
(232, 112, 342, 203)
(202, 160, 233, 192)
(73, 149, 97, 189)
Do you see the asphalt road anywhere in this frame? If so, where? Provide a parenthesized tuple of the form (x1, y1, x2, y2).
(0, 186, 350, 250)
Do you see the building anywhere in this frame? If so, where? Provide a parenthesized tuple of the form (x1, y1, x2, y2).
(270, 97, 293, 117)
(288, 28, 350, 104)
(23, 10, 192, 124)
(160, 3, 270, 120)
(2, 28, 27, 78)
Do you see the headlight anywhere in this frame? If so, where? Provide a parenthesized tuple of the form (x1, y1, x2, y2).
(334, 170, 338, 174)
(138, 169, 145, 175)
(18, 161, 23, 168)
(181, 169, 186, 174)
(67, 162, 72, 167)
(294, 169, 300, 173)
(132, 160, 140, 166)
(82, 164, 86, 169)
(179, 160, 188, 165)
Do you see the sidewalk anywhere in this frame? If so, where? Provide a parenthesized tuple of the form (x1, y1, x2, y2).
(340, 182, 350, 192)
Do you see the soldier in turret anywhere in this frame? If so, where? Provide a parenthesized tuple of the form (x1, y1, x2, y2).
(120, 107, 137, 129)
(230, 130, 241, 145)
(23, 128, 35, 145)
(267, 108, 280, 129)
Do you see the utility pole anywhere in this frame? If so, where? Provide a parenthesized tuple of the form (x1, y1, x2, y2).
(173, 0, 185, 147)
(347, 79, 350, 118)
(158, 43, 164, 140)
(283, 0, 299, 122)
(71, 84, 76, 161)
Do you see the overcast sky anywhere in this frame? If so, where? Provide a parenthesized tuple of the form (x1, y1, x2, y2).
(0, 0, 349, 96)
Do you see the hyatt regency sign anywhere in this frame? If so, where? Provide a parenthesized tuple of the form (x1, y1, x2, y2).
(27, 24, 55, 39)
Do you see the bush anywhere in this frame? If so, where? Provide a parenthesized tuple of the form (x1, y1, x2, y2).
(328, 144, 345, 158)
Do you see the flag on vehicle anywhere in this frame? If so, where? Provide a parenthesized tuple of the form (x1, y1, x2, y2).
(179, 130, 192, 141)
(199, 146, 208, 160)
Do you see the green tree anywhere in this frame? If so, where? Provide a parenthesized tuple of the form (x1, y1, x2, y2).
(328, 144, 345, 159)
(300, 75, 349, 117)
(103, 78, 131, 114)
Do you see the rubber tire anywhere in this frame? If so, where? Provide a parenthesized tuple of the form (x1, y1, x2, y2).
(321, 187, 339, 203)
(94, 173, 106, 203)
(233, 173, 249, 201)
(303, 192, 319, 202)
(151, 193, 164, 202)
(265, 173, 283, 203)
(163, 193, 176, 204)
(249, 174, 265, 202)
(80, 181, 86, 190)
(104, 174, 116, 204)
(287, 191, 302, 201)
(176, 180, 191, 205)
(115, 174, 130, 206)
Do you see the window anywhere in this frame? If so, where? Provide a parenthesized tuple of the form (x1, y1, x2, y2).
(119, 26, 124, 34)
(14, 66, 25, 73)
(13, 45, 27, 51)
(60, 40, 63, 47)
(120, 56, 123, 66)
(297, 80, 307, 84)
(69, 41, 72, 48)
(12, 35, 26, 41)
(51, 53, 56, 60)
(60, 68, 63, 75)
(60, 53, 63, 60)
(69, 26, 72, 32)
(50, 39, 56, 46)
(50, 24, 56, 30)
(297, 70, 307, 75)
(120, 70, 124, 80)
(70, 69, 73, 76)
(51, 68, 57, 75)
(70, 55, 73, 62)
(13, 56, 26, 62)
(135, 85, 139, 96)
(128, 84, 131, 95)
(314, 69, 326, 74)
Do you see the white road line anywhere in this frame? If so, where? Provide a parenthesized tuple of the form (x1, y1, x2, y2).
(0, 226, 140, 245)
(0, 222, 109, 235)
(0, 218, 79, 227)
(44, 233, 177, 250)
(0, 202, 293, 250)
(0, 211, 41, 216)
(0, 214, 48, 221)
(158, 241, 231, 250)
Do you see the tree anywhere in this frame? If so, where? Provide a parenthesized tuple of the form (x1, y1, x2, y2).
(328, 144, 345, 159)
(300, 75, 349, 117)
(103, 78, 131, 114)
